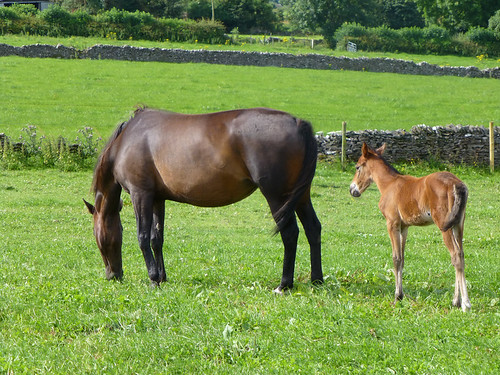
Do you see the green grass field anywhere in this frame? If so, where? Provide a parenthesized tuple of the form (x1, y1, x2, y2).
(0, 162, 498, 373)
(1, 55, 498, 139)
(0, 36, 499, 373)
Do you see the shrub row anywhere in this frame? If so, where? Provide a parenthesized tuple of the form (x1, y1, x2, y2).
(0, 126, 101, 171)
(332, 23, 500, 57)
(0, 5, 226, 44)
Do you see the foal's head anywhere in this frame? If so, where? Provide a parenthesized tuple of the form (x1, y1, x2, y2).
(349, 143, 386, 197)
(84, 194, 124, 280)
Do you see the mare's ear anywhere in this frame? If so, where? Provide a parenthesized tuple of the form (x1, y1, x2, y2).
(376, 143, 387, 155)
(361, 142, 369, 156)
(83, 199, 95, 215)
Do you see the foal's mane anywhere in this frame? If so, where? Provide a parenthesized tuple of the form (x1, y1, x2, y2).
(91, 107, 145, 195)
(369, 147, 401, 176)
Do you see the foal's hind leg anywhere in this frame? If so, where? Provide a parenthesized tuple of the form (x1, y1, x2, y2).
(151, 200, 167, 283)
(296, 196, 323, 285)
(442, 226, 471, 311)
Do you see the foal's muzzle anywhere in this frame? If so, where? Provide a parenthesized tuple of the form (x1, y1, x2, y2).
(350, 183, 361, 197)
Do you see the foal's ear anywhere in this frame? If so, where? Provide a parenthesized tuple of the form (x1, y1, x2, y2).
(361, 142, 369, 156)
(376, 143, 387, 155)
(83, 199, 95, 215)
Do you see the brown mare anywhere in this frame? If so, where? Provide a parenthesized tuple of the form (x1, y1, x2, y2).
(349, 143, 471, 311)
(84, 107, 323, 292)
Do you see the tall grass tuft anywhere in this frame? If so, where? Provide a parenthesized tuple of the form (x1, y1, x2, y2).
(0, 126, 101, 170)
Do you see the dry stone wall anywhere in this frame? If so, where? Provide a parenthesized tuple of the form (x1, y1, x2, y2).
(0, 43, 499, 79)
(316, 125, 499, 166)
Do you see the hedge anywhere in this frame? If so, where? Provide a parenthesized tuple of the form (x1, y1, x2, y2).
(332, 23, 500, 57)
(0, 5, 226, 44)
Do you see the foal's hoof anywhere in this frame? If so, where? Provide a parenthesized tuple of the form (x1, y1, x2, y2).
(454, 299, 471, 312)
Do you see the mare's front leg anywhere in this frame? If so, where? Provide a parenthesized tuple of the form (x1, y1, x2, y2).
(151, 200, 167, 283)
(296, 197, 323, 285)
(387, 220, 406, 302)
(131, 191, 161, 284)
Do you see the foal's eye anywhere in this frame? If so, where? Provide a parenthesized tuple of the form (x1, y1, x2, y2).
(355, 165, 360, 171)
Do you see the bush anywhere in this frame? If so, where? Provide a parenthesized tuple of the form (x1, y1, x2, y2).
(0, 6, 20, 21)
(10, 4, 39, 17)
(465, 26, 498, 44)
(331, 22, 498, 57)
(0, 6, 225, 44)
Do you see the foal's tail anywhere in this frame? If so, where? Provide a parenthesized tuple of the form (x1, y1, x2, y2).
(442, 182, 468, 232)
(273, 118, 318, 234)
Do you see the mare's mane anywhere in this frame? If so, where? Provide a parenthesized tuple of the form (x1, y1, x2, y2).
(91, 107, 145, 195)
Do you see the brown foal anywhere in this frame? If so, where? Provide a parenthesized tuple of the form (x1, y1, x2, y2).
(350, 143, 471, 311)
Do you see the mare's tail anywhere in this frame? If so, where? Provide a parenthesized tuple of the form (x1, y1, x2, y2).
(273, 118, 318, 234)
(442, 182, 468, 232)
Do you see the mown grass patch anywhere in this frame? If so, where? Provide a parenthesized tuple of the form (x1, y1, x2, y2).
(0, 162, 498, 373)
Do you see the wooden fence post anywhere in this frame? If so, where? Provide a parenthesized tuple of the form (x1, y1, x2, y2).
(490, 121, 495, 173)
(341, 121, 347, 171)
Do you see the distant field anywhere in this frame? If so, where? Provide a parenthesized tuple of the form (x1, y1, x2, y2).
(1, 55, 498, 139)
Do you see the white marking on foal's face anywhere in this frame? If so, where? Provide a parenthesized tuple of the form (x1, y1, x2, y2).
(350, 182, 361, 197)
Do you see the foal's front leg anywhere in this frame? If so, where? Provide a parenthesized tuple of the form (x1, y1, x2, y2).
(387, 220, 406, 302)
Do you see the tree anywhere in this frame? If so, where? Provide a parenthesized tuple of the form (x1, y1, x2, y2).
(379, 0, 425, 29)
(215, 0, 278, 33)
(54, 0, 104, 14)
(187, 0, 213, 20)
(101, 0, 142, 12)
(415, 0, 499, 32)
(282, 0, 381, 35)
(139, 0, 185, 19)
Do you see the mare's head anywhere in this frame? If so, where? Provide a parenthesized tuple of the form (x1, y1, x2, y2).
(349, 143, 386, 197)
(84, 193, 124, 280)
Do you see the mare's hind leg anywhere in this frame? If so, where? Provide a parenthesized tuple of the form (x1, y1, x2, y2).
(276, 215, 299, 293)
(265, 197, 299, 293)
(296, 196, 323, 285)
(131, 191, 162, 284)
(442, 227, 471, 311)
(151, 200, 166, 283)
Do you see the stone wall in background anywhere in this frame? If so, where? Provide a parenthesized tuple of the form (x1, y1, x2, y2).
(316, 125, 499, 166)
(0, 43, 499, 79)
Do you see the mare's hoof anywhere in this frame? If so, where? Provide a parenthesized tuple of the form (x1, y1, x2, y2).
(273, 287, 284, 295)
(312, 278, 324, 286)
(273, 284, 292, 295)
